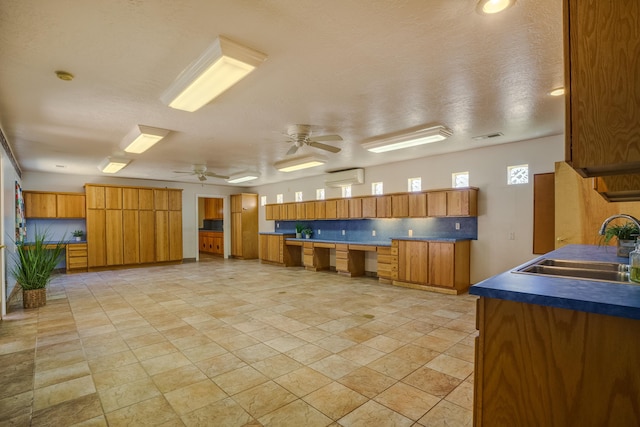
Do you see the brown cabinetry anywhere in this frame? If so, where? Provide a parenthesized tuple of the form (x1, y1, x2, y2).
(565, 0, 640, 178)
(24, 191, 86, 218)
(199, 231, 223, 255)
(204, 198, 223, 219)
(230, 193, 258, 259)
(391, 194, 409, 217)
(427, 191, 447, 217)
(66, 243, 88, 273)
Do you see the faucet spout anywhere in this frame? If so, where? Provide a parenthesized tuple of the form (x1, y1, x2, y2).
(598, 214, 640, 236)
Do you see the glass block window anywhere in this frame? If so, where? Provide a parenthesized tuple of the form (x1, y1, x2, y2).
(295, 191, 303, 202)
(316, 188, 325, 200)
(408, 177, 422, 192)
(341, 185, 352, 198)
(452, 172, 469, 188)
(372, 182, 383, 195)
(260, 195, 267, 206)
(276, 194, 284, 203)
(507, 164, 529, 185)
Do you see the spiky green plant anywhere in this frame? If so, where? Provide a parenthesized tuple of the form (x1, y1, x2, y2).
(10, 229, 66, 290)
(600, 221, 640, 245)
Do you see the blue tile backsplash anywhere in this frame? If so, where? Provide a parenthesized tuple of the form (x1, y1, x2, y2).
(276, 217, 477, 242)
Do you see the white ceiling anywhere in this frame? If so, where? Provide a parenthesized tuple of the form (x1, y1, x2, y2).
(0, 0, 564, 186)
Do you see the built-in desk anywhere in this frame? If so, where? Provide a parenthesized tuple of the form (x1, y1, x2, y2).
(24, 241, 88, 273)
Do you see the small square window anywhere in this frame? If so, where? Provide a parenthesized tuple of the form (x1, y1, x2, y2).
(276, 194, 284, 204)
(452, 172, 469, 188)
(260, 195, 267, 206)
(408, 177, 421, 192)
(295, 191, 303, 202)
(507, 164, 529, 185)
(372, 182, 383, 195)
(316, 188, 325, 200)
(342, 185, 352, 198)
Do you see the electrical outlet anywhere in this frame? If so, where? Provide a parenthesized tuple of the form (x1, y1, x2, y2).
(276, 223, 279, 228)
(342, 230, 346, 236)
(455, 222, 460, 230)
(372, 230, 376, 237)
(317, 229, 321, 235)
(408, 229, 413, 237)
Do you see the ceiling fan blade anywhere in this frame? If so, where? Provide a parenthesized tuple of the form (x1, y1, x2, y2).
(310, 134, 343, 143)
(204, 172, 230, 179)
(309, 141, 341, 153)
(286, 145, 299, 155)
(198, 175, 207, 182)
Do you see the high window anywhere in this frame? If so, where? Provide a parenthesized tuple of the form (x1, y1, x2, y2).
(452, 172, 469, 188)
(316, 188, 325, 200)
(372, 182, 383, 195)
(342, 185, 352, 198)
(408, 177, 422, 192)
(276, 194, 283, 203)
(295, 191, 303, 202)
(260, 195, 267, 206)
(507, 164, 529, 185)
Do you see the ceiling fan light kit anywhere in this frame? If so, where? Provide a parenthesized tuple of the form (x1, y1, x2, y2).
(275, 155, 327, 172)
(361, 124, 453, 153)
(161, 35, 267, 112)
(98, 157, 130, 174)
(121, 125, 170, 154)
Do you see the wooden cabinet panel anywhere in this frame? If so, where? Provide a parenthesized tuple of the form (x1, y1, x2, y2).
(296, 203, 305, 220)
(376, 195, 392, 218)
(24, 192, 57, 218)
(348, 198, 362, 218)
(362, 197, 377, 218)
(169, 211, 182, 261)
(154, 189, 168, 211)
(85, 186, 105, 209)
(155, 210, 169, 262)
(66, 243, 88, 272)
(231, 194, 243, 213)
(139, 189, 154, 210)
(304, 202, 315, 219)
(87, 209, 106, 267)
(447, 189, 477, 216)
(139, 210, 155, 263)
(565, 0, 640, 177)
(427, 191, 447, 217)
(408, 193, 427, 217)
(397, 240, 428, 284)
(105, 209, 123, 266)
(168, 190, 182, 211)
(265, 204, 276, 221)
(283, 203, 294, 220)
(325, 200, 337, 219)
(231, 212, 242, 256)
(392, 194, 409, 217)
(105, 187, 122, 209)
(336, 199, 349, 218)
(204, 198, 223, 219)
(122, 188, 139, 210)
(315, 201, 326, 219)
(122, 210, 140, 264)
(428, 242, 454, 288)
(230, 194, 258, 259)
(56, 194, 85, 218)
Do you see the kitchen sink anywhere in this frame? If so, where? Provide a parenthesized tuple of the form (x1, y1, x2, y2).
(514, 258, 631, 283)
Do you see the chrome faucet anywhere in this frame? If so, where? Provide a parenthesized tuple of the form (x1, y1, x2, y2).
(598, 214, 640, 236)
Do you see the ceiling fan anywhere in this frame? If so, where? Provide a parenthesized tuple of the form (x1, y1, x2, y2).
(173, 164, 229, 181)
(284, 124, 343, 155)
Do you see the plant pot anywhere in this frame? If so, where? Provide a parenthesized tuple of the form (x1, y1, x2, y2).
(617, 239, 636, 257)
(304, 234, 311, 239)
(296, 232, 302, 239)
(75, 236, 82, 242)
(23, 288, 46, 309)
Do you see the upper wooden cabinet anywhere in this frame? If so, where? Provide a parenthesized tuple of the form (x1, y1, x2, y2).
(24, 191, 85, 218)
(427, 191, 447, 217)
(391, 194, 409, 217)
(204, 198, 223, 219)
(408, 193, 427, 217)
(565, 0, 640, 177)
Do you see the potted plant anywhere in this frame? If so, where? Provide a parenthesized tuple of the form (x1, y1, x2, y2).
(295, 223, 305, 239)
(301, 227, 313, 239)
(72, 230, 84, 241)
(600, 221, 639, 257)
(10, 229, 66, 308)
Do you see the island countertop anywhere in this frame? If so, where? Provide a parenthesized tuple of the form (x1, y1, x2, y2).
(469, 244, 640, 320)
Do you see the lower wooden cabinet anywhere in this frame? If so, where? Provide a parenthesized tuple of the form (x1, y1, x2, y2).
(66, 243, 88, 273)
(259, 234, 301, 266)
(87, 209, 106, 267)
(199, 231, 224, 255)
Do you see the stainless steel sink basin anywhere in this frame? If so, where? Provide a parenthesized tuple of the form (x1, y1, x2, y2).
(514, 258, 631, 283)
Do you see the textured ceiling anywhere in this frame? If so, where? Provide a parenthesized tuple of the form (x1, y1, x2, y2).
(0, 0, 564, 186)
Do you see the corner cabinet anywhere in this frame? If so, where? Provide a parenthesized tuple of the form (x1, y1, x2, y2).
(565, 0, 640, 177)
(231, 193, 258, 259)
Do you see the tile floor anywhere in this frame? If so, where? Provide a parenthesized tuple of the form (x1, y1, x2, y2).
(0, 256, 477, 426)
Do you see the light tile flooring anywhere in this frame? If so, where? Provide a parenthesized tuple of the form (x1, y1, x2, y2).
(0, 256, 477, 426)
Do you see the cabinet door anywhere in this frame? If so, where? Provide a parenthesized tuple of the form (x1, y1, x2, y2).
(123, 188, 139, 210)
(168, 190, 182, 211)
(447, 189, 477, 216)
(427, 192, 447, 217)
(24, 192, 57, 218)
(205, 198, 223, 219)
(315, 201, 326, 219)
(296, 203, 305, 220)
(169, 210, 183, 261)
(325, 200, 337, 219)
(392, 194, 409, 217)
(231, 194, 242, 213)
(123, 210, 140, 264)
(348, 198, 362, 218)
(106, 209, 123, 266)
(397, 240, 428, 284)
(362, 197, 377, 218)
(139, 189, 154, 210)
(139, 210, 156, 263)
(408, 193, 427, 217)
(155, 210, 169, 262)
(336, 199, 349, 218)
(376, 196, 392, 218)
(56, 194, 86, 218)
(87, 209, 106, 267)
(154, 189, 168, 211)
(265, 205, 275, 221)
(428, 242, 455, 287)
(268, 235, 282, 263)
(231, 212, 242, 256)
(85, 186, 105, 209)
(105, 187, 123, 210)
(305, 202, 316, 219)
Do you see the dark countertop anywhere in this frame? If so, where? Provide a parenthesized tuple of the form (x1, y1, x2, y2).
(469, 244, 640, 320)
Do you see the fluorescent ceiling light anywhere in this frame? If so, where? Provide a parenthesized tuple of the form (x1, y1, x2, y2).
(98, 157, 130, 174)
(476, 0, 515, 14)
(227, 172, 260, 184)
(161, 35, 267, 112)
(121, 125, 170, 154)
(362, 125, 453, 153)
(274, 156, 327, 172)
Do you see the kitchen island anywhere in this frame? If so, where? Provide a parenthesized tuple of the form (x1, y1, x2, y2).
(469, 244, 640, 426)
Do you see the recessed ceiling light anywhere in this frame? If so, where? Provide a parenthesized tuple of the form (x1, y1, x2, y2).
(55, 70, 74, 81)
(476, 0, 515, 14)
(549, 87, 565, 96)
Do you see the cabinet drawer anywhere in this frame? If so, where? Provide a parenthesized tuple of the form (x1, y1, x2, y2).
(68, 257, 88, 269)
(335, 250, 348, 260)
(336, 259, 349, 271)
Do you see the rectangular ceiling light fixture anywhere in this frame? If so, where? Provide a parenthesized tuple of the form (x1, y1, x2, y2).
(98, 157, 130, 174)
(274, 156, 327, 172)
(227, 172, 260, 184)
(361, 124, 453, 153)
(161, 35, 267, 112)
(121, 125, 170, 154)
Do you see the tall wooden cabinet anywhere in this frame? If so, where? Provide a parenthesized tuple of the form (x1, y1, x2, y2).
(231, 193, 258, 259)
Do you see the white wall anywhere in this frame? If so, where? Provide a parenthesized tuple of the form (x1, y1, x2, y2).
(21, 173, 246, 260)
(2, 145, 22, 315)
(250, 135, 565, 283)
